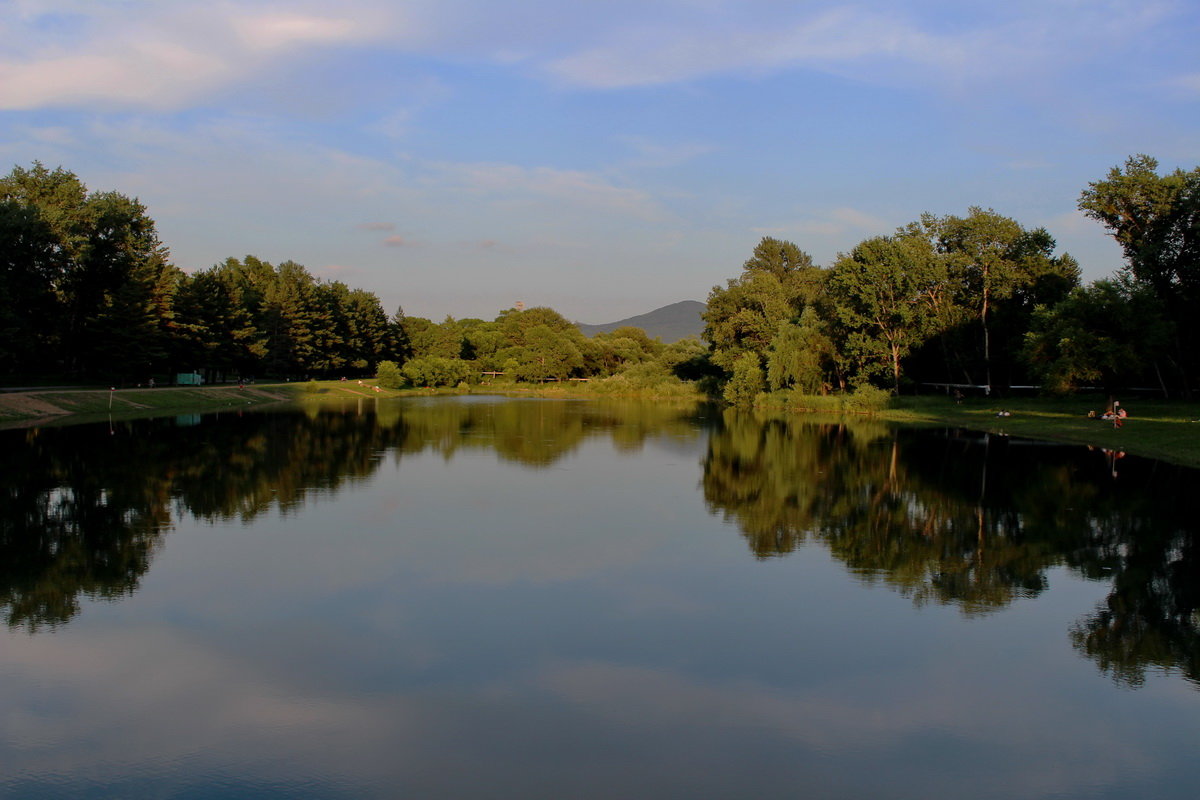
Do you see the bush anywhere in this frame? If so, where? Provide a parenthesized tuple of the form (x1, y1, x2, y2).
(722, 353, 765, 406)
(845, 384, 892, 412)
(376, 360, 403, 389)
(401, 356, 473, 387)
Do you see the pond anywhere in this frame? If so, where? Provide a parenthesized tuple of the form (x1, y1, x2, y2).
(2, 397, 1198, 798)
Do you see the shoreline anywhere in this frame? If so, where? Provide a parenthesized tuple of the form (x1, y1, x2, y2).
(2, 384, 1197, 468)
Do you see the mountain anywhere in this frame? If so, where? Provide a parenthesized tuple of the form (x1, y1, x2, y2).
(576, 300, 706, 343)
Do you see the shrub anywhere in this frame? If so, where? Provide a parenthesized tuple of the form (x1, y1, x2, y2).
(376, 360, 403, 389)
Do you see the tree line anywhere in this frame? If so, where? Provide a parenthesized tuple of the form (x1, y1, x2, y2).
(3, 155, 1196, 396)
(0, 162, 710, 388)
(705, 154, 1200, 402)
(0, 163, 411, 382)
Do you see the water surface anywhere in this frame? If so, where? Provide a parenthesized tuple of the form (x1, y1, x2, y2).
(2, 398, 1198, 798)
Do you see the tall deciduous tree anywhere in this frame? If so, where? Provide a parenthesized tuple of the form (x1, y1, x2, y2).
(1080, 155, 1200, 392)
(766, 308, 835, 394)
(703, 237, 824, 372)
(828, 233, 948, 391)
(918, 207, 1078, 390)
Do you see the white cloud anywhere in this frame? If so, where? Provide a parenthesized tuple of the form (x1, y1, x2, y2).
(0, 0, 1188, 110)
(0, 45, 232, 110)
(231, 12, 362, 50)
(0, 2, 387, 110)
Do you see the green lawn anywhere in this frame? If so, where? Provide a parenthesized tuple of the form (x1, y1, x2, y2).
(883, 394, 1200, 467)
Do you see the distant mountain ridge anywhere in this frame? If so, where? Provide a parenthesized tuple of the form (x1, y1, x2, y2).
(576, 300, 706, 343)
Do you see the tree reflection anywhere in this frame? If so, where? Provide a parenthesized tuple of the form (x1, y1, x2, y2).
(702, 409, 1200, 686)
(0, 399, 703, 630)
(5, 399, 1197, 689)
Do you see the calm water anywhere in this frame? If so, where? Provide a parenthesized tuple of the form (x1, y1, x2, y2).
(2, 397, 1198, 799)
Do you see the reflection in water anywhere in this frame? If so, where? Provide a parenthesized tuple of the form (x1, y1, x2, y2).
(2, 397, 1198, 693)
(0, 399, 705, 631)
(701, 408, 1200, 687)
(4, 397, 1200, 798)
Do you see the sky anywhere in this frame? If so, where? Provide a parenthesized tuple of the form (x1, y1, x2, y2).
(1, 1, 1198, 324)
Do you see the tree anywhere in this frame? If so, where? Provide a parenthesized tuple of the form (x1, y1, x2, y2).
(1079, 155, 1200, 391)
(1023, 280, 1171, 394)
(0, 163, 172, 376)
(723, 351, 765, 406)
(918, 207, 1079, 389)
(703, 237, 824, 372)
(0, 199, 61, 371)
(401, 356, 472, 387)
(828, 233, 948, 391)
(376, 360, 403, 388)
(766, 307, 835, 394)
(515, 324, 584, 381)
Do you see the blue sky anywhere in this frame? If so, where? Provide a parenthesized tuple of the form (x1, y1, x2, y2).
(2, 0, 1197, 323)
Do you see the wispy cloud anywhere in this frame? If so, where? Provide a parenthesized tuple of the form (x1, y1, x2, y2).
(430, 161, 669, 221)
(0, 3, 386, 110)
(616, 135, 714, 169)
(547, 7, 964, 89)
(542, 0, 1181, 95)
(0, 0, 1187, 111)
(756, 207, 892, 240)
(1169, 73, 1200, 95)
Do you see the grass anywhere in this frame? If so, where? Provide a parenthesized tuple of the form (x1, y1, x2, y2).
(880, 394, 1200, 467)
(4, 380, 1199, 467)
(0, 384, 302, 427)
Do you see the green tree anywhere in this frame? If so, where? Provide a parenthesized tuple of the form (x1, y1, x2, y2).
(0, 199, 61, 371)
(766, 307, 835, 394)
(828, 233, 947, 391)
(0, 163, 173, 376)
(703, 237, 824, 372)
(919, 207, 1079, 389)
(1079, 155, 1200, 392)
(402, 356, 473, 387)
(1023, 279, 1171, 394)
(723, 351, 765, 406)
(376, 360, 403, 389)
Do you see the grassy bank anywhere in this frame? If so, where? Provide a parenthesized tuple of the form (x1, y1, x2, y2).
(0, 384, 301, 427)
(4, 380, 1198, 468)
(882, 394, 1200, 467)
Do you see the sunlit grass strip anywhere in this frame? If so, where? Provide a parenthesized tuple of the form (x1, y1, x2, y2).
(0, 385, 300, 426)
(882, 395, 1200, 467)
